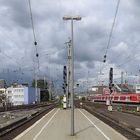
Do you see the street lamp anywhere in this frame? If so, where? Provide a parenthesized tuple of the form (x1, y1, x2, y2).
(63, 16, 81, 136)
(63, 16, 81, 21)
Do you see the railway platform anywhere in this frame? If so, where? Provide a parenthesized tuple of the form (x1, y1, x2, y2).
(14, 108, 127, 140)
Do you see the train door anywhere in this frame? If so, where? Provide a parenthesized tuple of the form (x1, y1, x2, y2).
(126, 96, 130, 102)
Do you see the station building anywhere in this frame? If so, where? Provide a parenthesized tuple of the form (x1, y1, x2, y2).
(6, 84, 40, 106)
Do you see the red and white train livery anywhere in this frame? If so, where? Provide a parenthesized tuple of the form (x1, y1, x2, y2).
(88, 93, 140, 103)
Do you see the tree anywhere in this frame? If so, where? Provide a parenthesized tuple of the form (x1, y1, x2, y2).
(32, 79, 47, 89)
(40, 89, 49, 102)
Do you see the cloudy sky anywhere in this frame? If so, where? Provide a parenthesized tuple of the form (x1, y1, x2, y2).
(0, 0, 140, 86)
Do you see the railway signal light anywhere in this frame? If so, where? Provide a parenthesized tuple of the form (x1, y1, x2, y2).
(62, 83, 66, 93)
(63, 66, 67, 82)
(34, 41, 37, 45)
(63, 66, 67, 94)
(103, 55, 106, 63)
(109, 67, 113, 93)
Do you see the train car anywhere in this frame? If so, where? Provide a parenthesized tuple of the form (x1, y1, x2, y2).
(87, 84, 140, 104)
(87, 91, 140, 104)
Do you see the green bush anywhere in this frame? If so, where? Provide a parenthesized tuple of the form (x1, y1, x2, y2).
(81, 97, 85, 101)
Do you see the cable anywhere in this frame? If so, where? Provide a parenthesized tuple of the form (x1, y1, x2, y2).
(28, 0, 36, 43)
(45, 46, 66, 56)
(118, 54, 140, 67)
(0, 51, 20, 66)
(28, 0, 40, 73)
(103, 0, 120, 63)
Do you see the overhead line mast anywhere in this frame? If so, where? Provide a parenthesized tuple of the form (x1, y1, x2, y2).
(28, 0, 40, 103)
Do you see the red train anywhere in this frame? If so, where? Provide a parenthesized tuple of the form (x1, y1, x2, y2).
(87, 93, 140, 104)
(87, 85, 140, 104)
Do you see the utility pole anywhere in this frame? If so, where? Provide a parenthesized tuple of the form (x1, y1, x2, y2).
(70, 19, 74, 136)
(44, 76, 46, 89)
(121, 72, 123, 88)
(35, 74, 38, 103)
(63, 16, 81, 136)
(139, 70, 140, 84)
(48, 80, 52, 101)
(87, 71, 89, 96)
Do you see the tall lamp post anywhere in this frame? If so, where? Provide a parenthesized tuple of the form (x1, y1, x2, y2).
(63, 16, 81, 136)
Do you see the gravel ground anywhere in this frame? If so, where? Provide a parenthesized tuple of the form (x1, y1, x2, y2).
(0, 108, 42, 128)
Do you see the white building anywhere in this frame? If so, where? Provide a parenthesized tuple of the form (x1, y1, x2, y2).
(135, 84, 140, 94)
(6, 84, 40, 106)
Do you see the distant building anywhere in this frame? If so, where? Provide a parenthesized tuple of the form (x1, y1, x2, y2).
(89, 84, 136, 95)
(135, 84, 140, 94)
(90, 86, 107, 94)
(6, 84, 40, 106)
(0, 79, 7, 88)
(47, 80, 55, 100)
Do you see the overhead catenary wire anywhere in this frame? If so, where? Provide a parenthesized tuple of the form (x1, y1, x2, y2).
(103, 0, 120, 63)
(99, 0, 120, 77)
(0, 51, 20, 66)
(28, 0, 40, 71)
(100, 53, 140, 77)
(44, 46, 67, 56)
(117, 54, 140, 67)
(28, 0, 36, 43)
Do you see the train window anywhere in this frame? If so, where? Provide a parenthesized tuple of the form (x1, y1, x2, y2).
(120, 96, 126, 100)
(126, 96, 130, 101)
(114, 96, 118, 100)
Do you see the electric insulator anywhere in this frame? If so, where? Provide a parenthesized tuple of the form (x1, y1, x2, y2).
(34, 41, 37, 45)
(104, 55, 106, 58)
(103, 59, 106, 63)
(36, 53, 39, 57)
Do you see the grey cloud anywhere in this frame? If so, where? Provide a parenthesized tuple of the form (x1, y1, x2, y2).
(1, 0, 31, 29)
(0, 0, 140, 84)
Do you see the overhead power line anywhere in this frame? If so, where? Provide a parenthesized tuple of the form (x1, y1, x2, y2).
(43, 46, 67, 56)
(28, 0, 40, 71)
(28, 0, 36, 43)
(118, 54, 140, 67)
(103, 0, 120, 63)
(0, 51, 20, 66)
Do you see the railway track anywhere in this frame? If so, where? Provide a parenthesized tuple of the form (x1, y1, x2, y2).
(0, 102, 55, 112)
(93, 100, 140, 106)
(0, 103, 58, 140)
(76, 101, 140, 140)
